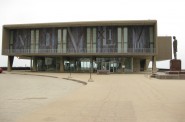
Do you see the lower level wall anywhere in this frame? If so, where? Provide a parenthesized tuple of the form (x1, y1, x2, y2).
(7, 55, 154, 73)
(133, 58, 140, 72)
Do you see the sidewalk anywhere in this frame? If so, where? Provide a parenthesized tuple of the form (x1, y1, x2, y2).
(13, 72, 185, 122)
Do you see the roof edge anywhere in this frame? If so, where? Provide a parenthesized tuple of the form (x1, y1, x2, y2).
(3, 20, 157, 29)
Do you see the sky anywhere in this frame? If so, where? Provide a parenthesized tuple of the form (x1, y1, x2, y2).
(0, 0, 185, 69)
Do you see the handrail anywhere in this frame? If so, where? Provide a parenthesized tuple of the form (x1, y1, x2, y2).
(3, 48, 156, 54)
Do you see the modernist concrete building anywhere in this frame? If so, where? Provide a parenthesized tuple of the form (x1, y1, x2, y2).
(2, 20, 172, 73)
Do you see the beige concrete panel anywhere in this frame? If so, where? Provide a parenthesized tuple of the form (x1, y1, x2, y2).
(62, 29, 67, 53)
(31, 30, 35, 53)
(92, 28, 96, 53)
(87, 28, 91, 53)
(157, 36, 172, 61)
(57, 29, 62, 53)
(123, 27, 128, 53)
(2, 27, 10, 55)
(117, 27, 122, 53)
(35, 30, 39, 53)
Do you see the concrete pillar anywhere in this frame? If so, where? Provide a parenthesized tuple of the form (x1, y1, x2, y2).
(60, 57, 64, 73)
(131, 57, 134, 72)
(33, 57, 37, 71)
(152, 56, 157, 73)
(145, 58, 151, 71)
(7, 56, 14, 72)
(30, 57, 33, 71)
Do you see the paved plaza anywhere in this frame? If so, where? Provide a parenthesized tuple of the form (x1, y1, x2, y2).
(0, 72, 83, 122)
(1, 71, 185, 122)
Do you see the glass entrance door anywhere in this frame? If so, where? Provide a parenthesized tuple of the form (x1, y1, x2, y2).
(96, 58, 120, 73)
(101, 62, 110, 71)
(110, 61, 118, 73)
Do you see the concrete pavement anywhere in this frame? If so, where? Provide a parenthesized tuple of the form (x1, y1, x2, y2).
(0, 72, 83, 122)
(1, 71, 185, 122)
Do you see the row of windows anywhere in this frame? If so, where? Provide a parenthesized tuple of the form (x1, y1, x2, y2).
(9, 26, 154, 53)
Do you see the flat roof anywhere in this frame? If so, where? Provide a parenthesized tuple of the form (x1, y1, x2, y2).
(3, 20, 157, 29)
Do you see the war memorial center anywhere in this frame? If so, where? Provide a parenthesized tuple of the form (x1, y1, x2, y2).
(1, 20, 172, 73)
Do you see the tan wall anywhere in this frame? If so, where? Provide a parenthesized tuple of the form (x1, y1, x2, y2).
(157, 36, 172, 61)
(2, 27, 10, 55)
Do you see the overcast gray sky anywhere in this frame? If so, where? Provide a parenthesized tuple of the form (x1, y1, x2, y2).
(0, 0, 185, 69)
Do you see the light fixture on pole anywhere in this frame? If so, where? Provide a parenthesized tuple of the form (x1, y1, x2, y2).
(88, 57, 94, 82)
(68, 57, 72, 78)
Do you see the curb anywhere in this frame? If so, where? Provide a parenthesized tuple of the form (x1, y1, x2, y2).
(7, 72, 87, 85)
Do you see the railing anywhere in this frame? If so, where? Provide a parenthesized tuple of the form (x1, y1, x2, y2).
(3, 48, 156, 54)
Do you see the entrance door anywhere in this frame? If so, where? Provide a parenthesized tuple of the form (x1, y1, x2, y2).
(140, 59, 146, 71)
(110, 61, 118, 73)
(96, 58, 119, 73)
(101, 62, 110, 71)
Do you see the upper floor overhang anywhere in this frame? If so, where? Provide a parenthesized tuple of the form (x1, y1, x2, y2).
(3, 20, 157, 29)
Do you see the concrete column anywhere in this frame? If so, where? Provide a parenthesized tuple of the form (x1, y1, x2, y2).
(117, 27, 122, 53)
(131, 57, 134, 72)
(60, 57, 64, 73)
(152, 56, 157, 73)
(33, 57, 37, 71)
(145, 58, 151, 71)
(7, 56, 14, 72)
(57, 29, 62, 53)
(30, 57, 33, 71)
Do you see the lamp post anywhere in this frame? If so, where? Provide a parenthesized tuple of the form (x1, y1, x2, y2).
(68, 57, 72, 78)
(88, 57, 94, 82)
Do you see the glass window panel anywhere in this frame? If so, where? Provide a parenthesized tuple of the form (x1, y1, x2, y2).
(10, 31, 13, 44)
(150, 27, 154, 43)
(36, 30, 39, 44)
(31, 30, 35, 44)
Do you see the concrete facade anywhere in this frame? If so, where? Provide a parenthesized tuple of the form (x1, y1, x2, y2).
(1, 20, 172, 73)
(157, 36, 172, 61)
